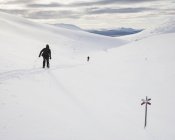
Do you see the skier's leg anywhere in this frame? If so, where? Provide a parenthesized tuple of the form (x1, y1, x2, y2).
(47, 58, 50, 68)
(43, 57, 46, 68)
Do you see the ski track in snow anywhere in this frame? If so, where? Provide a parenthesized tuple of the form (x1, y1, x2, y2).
(0, 64, 83, 81)
(47, 70, 92, 115)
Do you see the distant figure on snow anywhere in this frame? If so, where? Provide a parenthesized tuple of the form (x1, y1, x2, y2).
(87, 56, 90, 62)
(39, 44, 51, 68)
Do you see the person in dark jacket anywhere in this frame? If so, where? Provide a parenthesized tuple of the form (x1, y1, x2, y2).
(39, 44, 51, 68)
(87, 56, 90, 62)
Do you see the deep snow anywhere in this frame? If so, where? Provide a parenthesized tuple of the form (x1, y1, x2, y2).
(0, 12, 175, 140)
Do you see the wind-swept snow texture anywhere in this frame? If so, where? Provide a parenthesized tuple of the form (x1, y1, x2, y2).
(1, 12, 175, 140)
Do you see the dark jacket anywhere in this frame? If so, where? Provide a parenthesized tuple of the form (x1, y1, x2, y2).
(39, 47, 51, 59)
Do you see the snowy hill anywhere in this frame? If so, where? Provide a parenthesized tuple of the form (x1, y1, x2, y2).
(119, 18, 175, 41)
(0, 12, 126, 72)
(52, 23, 83, 31)
(52, 24, 142, 37)
(1, 12, 175, 140)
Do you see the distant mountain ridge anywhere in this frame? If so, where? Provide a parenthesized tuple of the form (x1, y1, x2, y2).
(52, 23, 142, 37)
(87, 28, 142, 37)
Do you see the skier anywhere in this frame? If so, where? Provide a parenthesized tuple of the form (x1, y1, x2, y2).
(87, 56, 90, 62)
(39, 44, 51, 68)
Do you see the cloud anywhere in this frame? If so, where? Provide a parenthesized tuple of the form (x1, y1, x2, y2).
(68, 0, 162, 7)
(0, 0, 174, 29)
(25, 10, 82, 19)
(4, 0, 35, 4)
(86, 7, 155, 14)
(27, 2, 63, 8)
(26, 0, 163, 8)
(0, 9, 28, 15)
(22, 7, 156, 20)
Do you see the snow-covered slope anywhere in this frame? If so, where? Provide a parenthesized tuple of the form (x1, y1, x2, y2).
(1, 12, 175, 140)
(119, 18, 175, 41)
(0, 12, 126, 72)
(53, 23, 83, 31)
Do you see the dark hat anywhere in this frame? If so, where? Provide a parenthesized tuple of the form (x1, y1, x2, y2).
(46, 44, 49, 49)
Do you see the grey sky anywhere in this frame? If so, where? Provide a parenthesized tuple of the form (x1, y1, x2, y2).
(0, 0, 175, 29)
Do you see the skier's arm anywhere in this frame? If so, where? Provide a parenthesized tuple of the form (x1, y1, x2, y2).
(39, 49, 44, 57)
(49, 50, 52, 59)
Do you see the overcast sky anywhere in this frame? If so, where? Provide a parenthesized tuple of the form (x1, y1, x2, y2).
(0, 0, 175, 29)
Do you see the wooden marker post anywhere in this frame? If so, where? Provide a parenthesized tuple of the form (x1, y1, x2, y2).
(141, 96, 151, 128)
